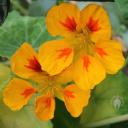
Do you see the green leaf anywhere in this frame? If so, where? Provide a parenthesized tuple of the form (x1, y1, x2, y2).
(115, 0, 128, 25)
(103, 3, 126, 35)
(0, 94, 53, 128)
(28, 0, 56, 16)
(0, 11, 54, 58)
(80, 71, 128, 128)
(0, 63, 11, 90)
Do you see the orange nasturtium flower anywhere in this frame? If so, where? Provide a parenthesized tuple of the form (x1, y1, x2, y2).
(3, 43, 90, 121)
(38, 3, 125, 90)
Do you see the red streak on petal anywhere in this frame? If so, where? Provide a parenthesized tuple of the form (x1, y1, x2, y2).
(86, 17, 100, 32)
(25, 56, 42, 72)
(21, 88, 36, 99)
(83, 55, 91, 71)
(64, 90, 75, 98)
(60, 17, 77, 32)
(45, 97, 52, 108)
(96, 47, 108, 58)
(57, 48, 72, 59)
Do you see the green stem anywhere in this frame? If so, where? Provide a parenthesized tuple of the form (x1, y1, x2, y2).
(84, 114, 128, 128)
(11, 0, 28, 15)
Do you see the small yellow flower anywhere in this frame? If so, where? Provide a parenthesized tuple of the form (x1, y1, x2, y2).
(38, 3, 125, 90)
(3, 43, 90, 121)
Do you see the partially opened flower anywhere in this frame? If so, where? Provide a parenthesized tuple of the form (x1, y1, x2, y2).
(38, 3, 125, 90)
(3, 43, 90, 121)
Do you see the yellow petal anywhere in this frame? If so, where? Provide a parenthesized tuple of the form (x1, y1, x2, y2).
(55, 66, 73, 85)
(54, 66, 74, 101)
(38, 40, 74, 75)
(46, 3, 80, 37)
(63, 85, 90, 117)
(73, 54, 106, 90)
(3, 78, 36, 111)
(95, 40, 125, 74)
(11, 43, 42, 79)
(80, 4, 111, 42)
(35, 95, 55, 121)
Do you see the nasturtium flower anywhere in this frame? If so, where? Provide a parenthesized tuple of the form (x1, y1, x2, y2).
(46, 3, 111, 42)
(38, 3, 125, 90)
(3, 43, 90, 121)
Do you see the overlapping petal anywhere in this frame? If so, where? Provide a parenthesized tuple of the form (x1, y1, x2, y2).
(46, 3, 80, 37)
(38, 40, 74, 75)
(3, 78, 36, 110)
(63, 85, 90, 117)
(11, 43, 42, 79)
(35, 94, 55, 121)
(46, 3, 111, 42)
(78, 4, 111, 42)
(95, 40, 125, 74)
(73, 54, 106, 90)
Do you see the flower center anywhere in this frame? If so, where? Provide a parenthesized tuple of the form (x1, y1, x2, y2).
(36, 76, 61, 96)
(70, 26, 95, 56)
